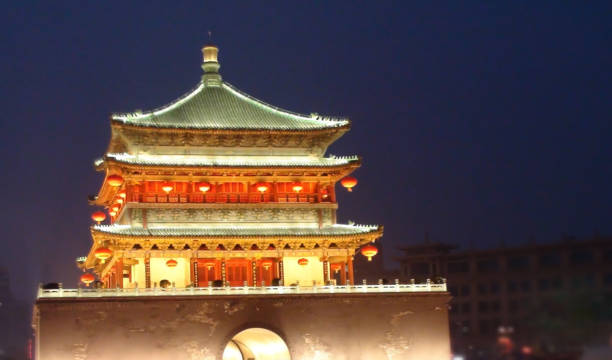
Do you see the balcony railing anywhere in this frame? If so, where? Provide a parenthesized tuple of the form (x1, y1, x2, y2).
(133, 193, 326, 204)
(37, 283, 447, 299)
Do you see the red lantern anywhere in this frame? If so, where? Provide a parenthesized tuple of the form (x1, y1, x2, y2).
(360, 244, 378, 261)
(107, 174, 123, 187)
(94, 248, 112, 263)
(91, 211, 106, 224)
(256, 183, 269, 193)
(340, 176, 358, 192)
(198, 182, 211, 192)
(261, 260, 273, 270)
(298, 258, 309, 266)
(166, 259, 178, 267)
(161, 182, 174, 193)
(330, 263, 342, 273)
(292, 184, 303, 193)
(80, 273, 95, 286)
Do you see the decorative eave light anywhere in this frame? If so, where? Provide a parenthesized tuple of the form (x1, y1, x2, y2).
(166, 259, 178, 267)
(91, 211, 106, 224)
(109, 210, 117, 217)
(111, 205, 120, 212)
(107, 174, 123, 187)
(256, 183, 269, 193)
(115, 198, 124, 204)
(118, 190, 127, 199)
(161, 182, 174, 193)
(360, 244, 378, 261)
(94, 247, 112, 263)
(80, 273, 95, 286)
(340, 176, 358, 192)
(298, 258, 309, 266)
(292, 184, 303, 193)
(198, 182, 211, 192)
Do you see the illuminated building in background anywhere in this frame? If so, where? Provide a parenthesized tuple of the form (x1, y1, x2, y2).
(33, 44, 452, 359)
(396, 236, 612, 359)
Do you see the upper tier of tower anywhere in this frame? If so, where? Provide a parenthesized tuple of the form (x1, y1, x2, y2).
(106, 44, 350, 157)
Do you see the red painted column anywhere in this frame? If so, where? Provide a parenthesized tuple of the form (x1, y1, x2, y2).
(348, 256, 354, 286)
(145, 255, 151, 288)
(323, 259, 330, 284)
(221, 259, 227, 286)
(278, 258, 284, 285)
(114, 258, 123, 288)
(191, 257, 198, 287)
(340, 261, 347, 285)
(251, 259, 257, 286)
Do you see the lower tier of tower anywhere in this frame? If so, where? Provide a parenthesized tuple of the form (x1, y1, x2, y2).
(97, 251, 360, 289)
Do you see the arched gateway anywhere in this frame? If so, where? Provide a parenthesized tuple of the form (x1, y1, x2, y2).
(222, 328, 291, 360)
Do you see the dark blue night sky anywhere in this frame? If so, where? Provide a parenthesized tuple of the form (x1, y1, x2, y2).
(1, 1, 611, 300)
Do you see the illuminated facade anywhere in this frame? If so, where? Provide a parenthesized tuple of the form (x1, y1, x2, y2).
(33, 44, 451, 360)
(80, 44, 382, 289)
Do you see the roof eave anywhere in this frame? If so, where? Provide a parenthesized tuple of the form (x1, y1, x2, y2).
(109, 118, 351, 134)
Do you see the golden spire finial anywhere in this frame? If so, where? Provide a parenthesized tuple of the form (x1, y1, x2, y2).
(201, 34, 221, 84)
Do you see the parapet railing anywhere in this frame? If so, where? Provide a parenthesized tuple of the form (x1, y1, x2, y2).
(37, 282, 447, 299)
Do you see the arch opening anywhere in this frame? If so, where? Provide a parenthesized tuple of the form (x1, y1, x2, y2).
(222, 327, 291, 360)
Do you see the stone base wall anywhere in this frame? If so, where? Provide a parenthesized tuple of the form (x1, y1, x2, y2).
(34, 292, 451, 360)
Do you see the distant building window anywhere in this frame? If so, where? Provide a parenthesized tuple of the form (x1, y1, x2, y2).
(508, 300, 519, 312)
(507, 280, 518, 293)
(491, 301, 501, 312)
(412, 262, 430, 275)
(477, 259, 499, 272)
(538, 278, 550, 291)
(477, 283, 488, 295)
(460, 285, 471, 296)
(490, 282, 500, 294)
(461, 303, 472, 314)
(520, 280, 531, 292)
(479, 319, 490, 334)
(572, 274, 595, 288)
(448, 261, 470, 273)
(570, 250, 594, 265)
(551, 277, 563, 289)
(507, 256, 529, 270)
(539, 253, 561, 267)
(462, 320, 471, 334)
(605, 273, 612, 286)
(478, 301, 489, 313)
(491, 318, 502, 332)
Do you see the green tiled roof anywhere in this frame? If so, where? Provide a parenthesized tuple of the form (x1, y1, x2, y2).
(111, 82, 349, 130)
(92, 224, 380, 237)
(103, 153, 358, 167)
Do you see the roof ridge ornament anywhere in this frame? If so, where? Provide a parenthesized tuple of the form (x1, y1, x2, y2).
(202, 42, 222, 86)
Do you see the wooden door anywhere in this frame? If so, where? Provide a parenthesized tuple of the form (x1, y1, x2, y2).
(226, 260, 249, 286)
(197, 260, 219, 286)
